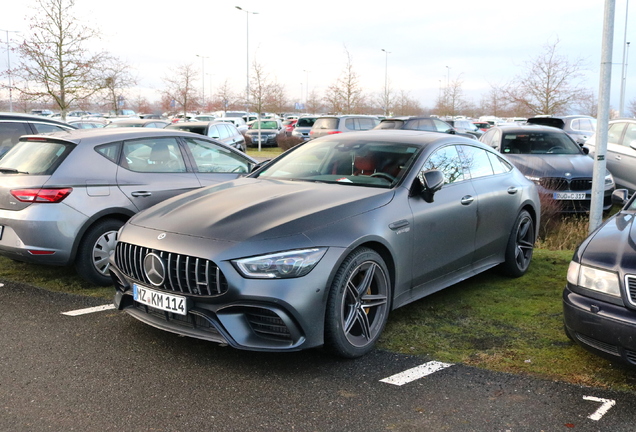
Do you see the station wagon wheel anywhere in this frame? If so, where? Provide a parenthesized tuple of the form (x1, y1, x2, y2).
(500, 210, 534, 277)
(325, 247, 391, 358)
(75, 218, 124, 286)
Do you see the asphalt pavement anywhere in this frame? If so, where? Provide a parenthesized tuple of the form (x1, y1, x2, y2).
(1, 279, 635, 431)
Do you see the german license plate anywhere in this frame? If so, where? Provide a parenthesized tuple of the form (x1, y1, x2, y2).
(554, 192, 587, 200)
(133, 283, 187, 315)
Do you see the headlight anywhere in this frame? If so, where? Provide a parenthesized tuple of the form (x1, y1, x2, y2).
(524, 175, 541, 185)
(567, 261, 621, 297)
(292, 130, 302, 137)
(605, 170, 615, 187)
(232, 248, 328, 279)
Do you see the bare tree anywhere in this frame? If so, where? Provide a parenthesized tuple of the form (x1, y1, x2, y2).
(480, 84, 509, 117)
(324, 48, 365, 114)
(162, 63, 199, 117)
(504, 39, 587, 116)
(264, 81, 288, 114)
(305, 89, 324, 114)
(213, 79, 236, 111)
(11, 0, 109, 120)
(393, 90, 423, 116)
(436, 76, 469, 117)
(102, 57, 137, 115)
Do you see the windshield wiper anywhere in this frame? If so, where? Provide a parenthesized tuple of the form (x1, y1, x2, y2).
(0, 168, 29, 174)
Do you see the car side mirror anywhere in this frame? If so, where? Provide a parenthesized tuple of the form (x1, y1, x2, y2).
(611, 189, 630, 207)
(448, 129, 456, 134)
(581, 146, 590, 155)
(418, 169, 444, 203)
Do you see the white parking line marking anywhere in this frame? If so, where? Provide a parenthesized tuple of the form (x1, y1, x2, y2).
(62, 304, 116, 316)
(583, 396, 616, 421)
(380, 361, 454, 386)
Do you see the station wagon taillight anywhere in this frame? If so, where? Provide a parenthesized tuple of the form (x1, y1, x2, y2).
(11, 188, 72, 203)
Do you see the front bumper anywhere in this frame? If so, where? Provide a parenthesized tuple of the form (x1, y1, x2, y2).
(110, 238, 345, 352)
(563, 286, 636, 365)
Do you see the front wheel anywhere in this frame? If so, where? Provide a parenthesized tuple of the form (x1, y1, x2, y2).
(500, 209, 534, 277)
(324, 248, 391, 358)
(75, 218, 124, 286)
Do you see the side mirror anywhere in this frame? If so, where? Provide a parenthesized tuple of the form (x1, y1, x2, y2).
(611, 189, 630, 207)
(448, 129, 456, 134)
(581, 146, 590, 155)
(418, 169, 444, 203)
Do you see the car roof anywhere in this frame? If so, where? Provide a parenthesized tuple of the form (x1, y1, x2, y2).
(329, 129, 480, 146)
(19, 126, 210, 145)
(492, 124, 567, 133)
(0, 112, 75, 126)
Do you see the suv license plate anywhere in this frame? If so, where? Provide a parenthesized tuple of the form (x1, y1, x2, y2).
(554, 192, 587, 200)
(133, 283, 188, 316)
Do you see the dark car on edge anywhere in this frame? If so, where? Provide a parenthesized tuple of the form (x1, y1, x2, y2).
(0, 112, 76, 158)
(480, 124, 615, 213)
(165, 121, 246, 152)
(109, 130, 540, 358)
(563, 189, 636, 367)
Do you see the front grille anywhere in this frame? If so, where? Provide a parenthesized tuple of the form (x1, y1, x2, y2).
(133, 303, 220, 335)
(245, 308, 292, 342)
(626, 349, 636, 365)
(626, 275, 636, 306)
(540, 177, 592, 191)
(575, 333, 620, 356)
(115, 242, 228, 296)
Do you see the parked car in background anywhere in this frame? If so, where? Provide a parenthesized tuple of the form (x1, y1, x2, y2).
(105, 119, 170, 128)
(216, 117, 248, 135)
(480, 124, 615, 213)
(473, 121, 492, 132)
(583, 118, 636, 193)
(192, 114, 216, 122)
(291, 116, 319, 141)
(527, 115, 596, 145)
(445, 119, 483, 138)
(245, 119, 284, 147)
(67, 119, 108, 129)
(563, 189, 636, 367)
(0, 128, 257, 286)
(165, 121, 246, 152)
(309, 115, 380, 139)
(109, 130, 539, 358)
(282, 118, 297, 136)
(0, 112, 76, 158)
(373, 116, 477, 140)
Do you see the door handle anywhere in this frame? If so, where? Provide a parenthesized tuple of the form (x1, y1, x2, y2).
(460, 195, 474, 205)
(507, 187, 519, 194)
(131, 191, 152, 197)
(615, 155, 622, 160)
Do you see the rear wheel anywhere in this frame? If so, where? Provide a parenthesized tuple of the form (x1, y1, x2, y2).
(500, 210, 534, 277)
(324, 248, 391, 358)
(75, 218, 124, 286)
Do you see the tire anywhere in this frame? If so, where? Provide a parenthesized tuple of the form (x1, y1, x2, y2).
(500, 209, 534, 277)
(324, 247, 391, 358)
(75, 218, 124, 286)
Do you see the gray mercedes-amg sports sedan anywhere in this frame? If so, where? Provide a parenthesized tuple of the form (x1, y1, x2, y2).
(110, 130, 540, 358)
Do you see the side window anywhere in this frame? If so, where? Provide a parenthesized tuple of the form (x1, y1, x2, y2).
(432, 119, 450, 132)
(571, 119, 580, 130)
(32, 123, 69, 134)
(486, 151, 513, 174)
(218, 125, 231, 140)
(184, 137, 249, 173)
(0, 122, 31, 156)
(207, 125, 221, 139)
(95, 142, 121, 162)
(608, 122, 626, 145)
(344, 118, 357, 131)
(623, 123, 636, 147)
(459, 145, 495, 179)
(358, 118, 375, 130)
(122, 137, 186, 173)
(422, 145, 465, 184)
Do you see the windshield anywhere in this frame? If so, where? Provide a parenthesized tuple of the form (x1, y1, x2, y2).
(296, 117, 317, 127)
(376, 120, 405, 130)
(250, 121, 278, 130)
(501, 132, 582, 155)
(255, 138, 420, 187)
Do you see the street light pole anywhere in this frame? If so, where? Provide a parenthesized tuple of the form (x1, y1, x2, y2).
(235, 6, 258, 113)
(196, 54, 209, 111)
(1, 29, 20, 112)
(619, 0, 630, 117)
(303, 69, 310, 104)
(381, 49, 391, 116)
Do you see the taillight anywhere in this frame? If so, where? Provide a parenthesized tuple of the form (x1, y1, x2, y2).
(11, 188, 72, 203)
(327, 131, 342, 135)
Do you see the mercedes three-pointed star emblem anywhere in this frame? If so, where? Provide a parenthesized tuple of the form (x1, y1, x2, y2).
(143, 253, 166, 287)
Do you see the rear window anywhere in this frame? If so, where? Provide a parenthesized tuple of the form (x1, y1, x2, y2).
(296, 118, 317, 128)
(376, 120, 405, 130)
(0, 139, 74, 175)
(313, 118, 339, 130)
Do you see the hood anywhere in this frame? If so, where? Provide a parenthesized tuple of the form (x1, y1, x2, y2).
(505, 154, 593, 178)
(129, 178, 394, 242)
(579, 212, 636, 273)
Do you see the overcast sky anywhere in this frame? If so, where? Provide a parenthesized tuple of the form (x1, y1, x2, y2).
(2, 0, 635, 112)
